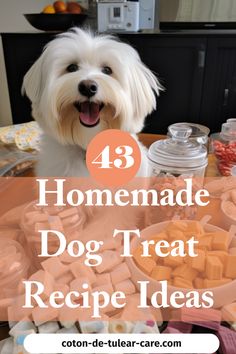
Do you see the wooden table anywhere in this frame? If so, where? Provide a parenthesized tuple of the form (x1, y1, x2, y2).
(0, 133, 219, 179)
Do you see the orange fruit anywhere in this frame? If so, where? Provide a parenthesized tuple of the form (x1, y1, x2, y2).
(42, 5, 56, 14)
(67, 2, 82, 14)
(53, 1, 67, 13)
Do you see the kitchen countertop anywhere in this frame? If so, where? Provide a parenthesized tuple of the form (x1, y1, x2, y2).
(3, 29, 236, 36)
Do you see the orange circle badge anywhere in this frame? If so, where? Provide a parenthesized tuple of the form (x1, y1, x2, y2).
(86, 130, 141, 187)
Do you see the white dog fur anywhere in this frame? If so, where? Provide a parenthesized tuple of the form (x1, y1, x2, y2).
(23, 28, 161, 177)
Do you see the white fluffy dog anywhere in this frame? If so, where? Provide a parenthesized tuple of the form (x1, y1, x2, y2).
(23, 28, 161, 177)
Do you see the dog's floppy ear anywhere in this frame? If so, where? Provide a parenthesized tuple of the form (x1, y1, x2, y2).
(128, 60, 163, 131)
(22, 52, 46, 103)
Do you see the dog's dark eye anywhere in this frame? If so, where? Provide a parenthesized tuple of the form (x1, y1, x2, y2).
(66, 64, 79, 73)
(102, 66, 112, 75)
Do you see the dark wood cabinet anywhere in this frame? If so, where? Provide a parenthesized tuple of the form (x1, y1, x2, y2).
(200, 37, 236, 132)
(2, 33, 55, 125)
(2, 32, 236, 134)
(123, 36, 206, 133)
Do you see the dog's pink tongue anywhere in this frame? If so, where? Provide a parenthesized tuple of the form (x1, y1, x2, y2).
(80, 102, 100, 126)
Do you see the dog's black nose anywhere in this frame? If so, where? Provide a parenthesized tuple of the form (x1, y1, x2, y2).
(78, 80, 98, 98)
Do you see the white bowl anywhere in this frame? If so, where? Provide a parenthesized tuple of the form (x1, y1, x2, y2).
(126, 221, 236, 308)
(221, 191, 236, 230)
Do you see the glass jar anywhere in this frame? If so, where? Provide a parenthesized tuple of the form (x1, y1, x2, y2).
(211, 119, 236, 176)
(148, 123, 208, 177)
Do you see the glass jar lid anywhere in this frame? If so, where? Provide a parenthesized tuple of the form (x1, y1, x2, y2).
(148, 123, 208, 168)
(168, 122, 210, 141)
(221, 119, 236, 141)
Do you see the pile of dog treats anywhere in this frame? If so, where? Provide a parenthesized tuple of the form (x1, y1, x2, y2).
(0, 203, 162, 353)
(134, 220, 236, 289)
(1, 305, 236, 353)
(0, 316, 161, 354)
(212, 140, 236, 176)
(21, 203, 87, 262)
(165, 307, 236, 354)
(1, 205, 236, 353)
(0, 122, 41, 151)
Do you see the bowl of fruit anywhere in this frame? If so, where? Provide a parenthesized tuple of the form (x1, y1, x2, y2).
(126, 220, 236, 309)
(24, 1, 88, 31)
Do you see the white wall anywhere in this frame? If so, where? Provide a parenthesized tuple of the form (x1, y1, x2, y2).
(0, 36, 12, 127)
(0, 0, 49, 126)
(159, 0, 179, 21)
(0, 0, 49, 32)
